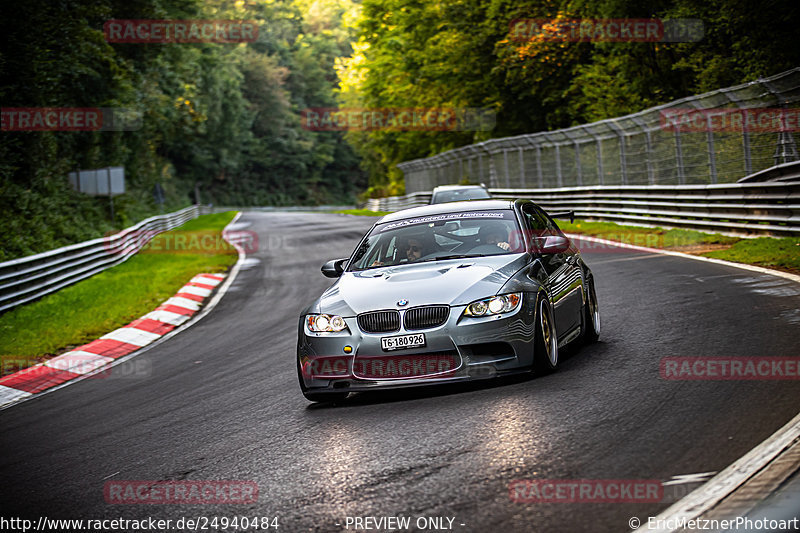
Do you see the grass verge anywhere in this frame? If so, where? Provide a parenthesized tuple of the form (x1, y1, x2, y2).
(558, 219, 800, 275)
(0, 211, 239, 375)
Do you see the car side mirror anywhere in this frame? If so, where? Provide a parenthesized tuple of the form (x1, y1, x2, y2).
(538, 235, 571, 255)
(321, 258, 348, 278)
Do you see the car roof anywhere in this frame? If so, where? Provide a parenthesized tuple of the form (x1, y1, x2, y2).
(377, 199, 516, 223)
(431, 184, 487, 191)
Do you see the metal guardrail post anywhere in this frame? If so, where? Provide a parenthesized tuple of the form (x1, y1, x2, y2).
(674, 128, 686, 185)
(743, 129, 753, 176)
(759, 77, 800, 165)
(721, 88, 753, 178)
(555, 144, 563, 186)
(503, 149, 511, 187)
(630, 116, 655, 185)
(535, 143, 544, 188)
(707, 130, 718, 184)
(774, 132, 799, 164)
(595, 137, 605, 185)
(607, 121, 627, 185)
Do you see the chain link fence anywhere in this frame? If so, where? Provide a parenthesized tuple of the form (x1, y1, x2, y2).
(398, 68, 800, 193)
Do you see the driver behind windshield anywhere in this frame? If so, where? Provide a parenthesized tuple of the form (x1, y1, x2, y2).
(399, 231, 437, 262)
(477, 222, 511, 251)
(370, 229, 437, 266)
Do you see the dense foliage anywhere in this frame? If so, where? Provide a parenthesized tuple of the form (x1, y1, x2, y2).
(2, 0, 798, 259)
(0, 0, 365, 260)
(338, 0, 800, 196)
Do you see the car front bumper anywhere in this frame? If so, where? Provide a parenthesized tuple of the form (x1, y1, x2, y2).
(297, 295, 537, 394)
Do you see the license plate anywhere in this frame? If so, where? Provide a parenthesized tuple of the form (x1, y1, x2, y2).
(381, 333, 426, 351)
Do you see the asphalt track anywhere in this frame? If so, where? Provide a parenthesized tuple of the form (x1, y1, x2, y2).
(1, 211, 799, 532)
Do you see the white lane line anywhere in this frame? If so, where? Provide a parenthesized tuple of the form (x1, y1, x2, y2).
(586, 254, 664, 266)
(574, 233, 800, 532)
(662, 472, 717, 486)
(633, 412, 800, 532)
(567, 234, 800, 284)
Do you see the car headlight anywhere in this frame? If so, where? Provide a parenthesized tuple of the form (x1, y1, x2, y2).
(463, 293, 522, 317)
(306, 314, 349, 332)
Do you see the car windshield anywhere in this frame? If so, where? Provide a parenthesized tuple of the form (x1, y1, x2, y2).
(348, 210, 523, 270)
(431, 188, 491, 203)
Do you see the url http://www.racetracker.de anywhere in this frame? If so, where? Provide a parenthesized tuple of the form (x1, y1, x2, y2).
(0, 516, 280, 532)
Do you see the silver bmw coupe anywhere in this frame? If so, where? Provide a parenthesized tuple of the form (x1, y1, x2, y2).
(297, 199, 600, 402)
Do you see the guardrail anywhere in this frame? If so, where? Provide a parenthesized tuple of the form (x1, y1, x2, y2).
(361, 192, 433, 213)
(0, 205, 204, 314)
(490, 182, 799, 236)
(359, 168, 800, 237)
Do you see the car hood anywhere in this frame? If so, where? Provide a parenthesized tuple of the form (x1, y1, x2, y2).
(314, 254, 530, 316)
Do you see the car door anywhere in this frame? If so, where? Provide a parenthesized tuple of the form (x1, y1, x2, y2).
(521, 203, 583, 339)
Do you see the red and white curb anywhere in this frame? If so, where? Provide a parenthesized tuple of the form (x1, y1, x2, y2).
(0, 274, 226, 408)
(0, 210, 248, 411)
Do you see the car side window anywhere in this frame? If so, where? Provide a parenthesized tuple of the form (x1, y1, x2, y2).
(531, 205, 563, 236)
(521, 204, 551, 237)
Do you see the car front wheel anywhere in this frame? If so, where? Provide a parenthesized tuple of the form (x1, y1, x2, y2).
(534, 297, 559, 373)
